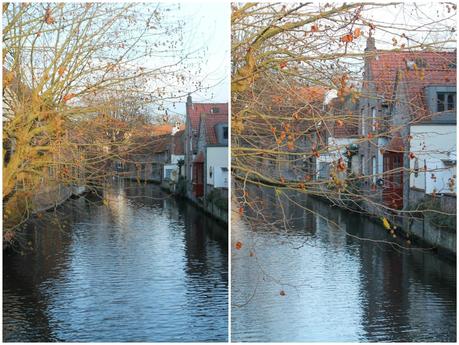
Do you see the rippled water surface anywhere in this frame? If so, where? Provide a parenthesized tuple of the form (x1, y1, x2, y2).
(4, 181, 228, 342)
(231, 185, 456, 342)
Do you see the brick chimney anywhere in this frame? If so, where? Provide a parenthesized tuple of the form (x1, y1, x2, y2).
(365, 34, 376, 52)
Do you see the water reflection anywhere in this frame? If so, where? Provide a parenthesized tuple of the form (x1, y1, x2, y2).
(231, 184, 456, 342)
(4, 180, 228, 342)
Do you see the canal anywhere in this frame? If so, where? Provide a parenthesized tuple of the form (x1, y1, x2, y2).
(231, 183, 456, 342)
(3, 181, 228, 342)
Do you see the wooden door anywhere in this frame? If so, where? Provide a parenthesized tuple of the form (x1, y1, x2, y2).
(192, 162, 204, 197)
(383, 152, 403, 209)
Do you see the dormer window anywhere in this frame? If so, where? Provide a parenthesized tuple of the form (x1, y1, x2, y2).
(415, 57, 427, 68)
(437, 92, 456, 112)
(214, 123, 228, 144)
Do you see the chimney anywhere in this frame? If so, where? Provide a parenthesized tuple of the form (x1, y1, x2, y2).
(186, 93, 193, 117)
(365, 34, 376, 52)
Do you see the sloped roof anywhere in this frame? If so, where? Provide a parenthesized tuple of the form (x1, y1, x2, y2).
(398, 67, 456, 122)
(173, 129, 185, 155)
(366, 50, 456, 102)
(327, 95, 359, 138)
(187, 102, 228, 132)
(150, 133, 170, 153)
(205, 114, 228, 145)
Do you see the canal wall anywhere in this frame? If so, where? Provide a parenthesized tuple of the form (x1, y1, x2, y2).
(32, 184, 87, 213)
(359, 198, 456, 258)
(234, 174, 455, 258)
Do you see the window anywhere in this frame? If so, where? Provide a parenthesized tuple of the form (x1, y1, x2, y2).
(223, 126, 228, 140)
(372, 156, 377, 183)
(318, 162, 330, 179)
(361, 108, 365, 135)
(437, 92, 456, 112)
(211, 107, 220, 113)
(371, 107, 376, 132)
(165, 168, 173, 180)
(415, 57, 427, 68)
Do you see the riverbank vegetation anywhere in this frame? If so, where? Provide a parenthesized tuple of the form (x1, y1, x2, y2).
(2, 3, 210, 243)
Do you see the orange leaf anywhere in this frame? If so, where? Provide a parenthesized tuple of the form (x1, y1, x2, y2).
(44, 8, 55, 24)
(340, 34, 353, 43)
(353, 27, 361, 38)
(58, 66, 65, 76)
(239, 206, 244, 215)
(336, 119, 344, 127)
(337, 158, 346, 172)
(63, 93, 75, 102)
(280, 61, 287, 69)
(311, 24, 319, 32)
(409, 152, 416, 159)
(235, 241, 242, 250)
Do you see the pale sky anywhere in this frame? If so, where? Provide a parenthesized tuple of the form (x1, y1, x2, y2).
(149, 2, 230, 119)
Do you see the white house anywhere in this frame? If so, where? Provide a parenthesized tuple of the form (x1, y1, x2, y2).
(206, 146, 228, 189)
(410, 121, 456, 195)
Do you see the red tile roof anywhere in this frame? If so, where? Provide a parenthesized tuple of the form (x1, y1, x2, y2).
(204, 114, 228, 145)
(398, 67, 456, 120)
(173, 130, 185, 155)
(186, 103, 228, 132)
(366, 50, 456, 102)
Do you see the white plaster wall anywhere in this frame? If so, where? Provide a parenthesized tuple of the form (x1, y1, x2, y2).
(206, 146, 228, 188)
(410, 125, 456, 194)
(171, 154, 184, 165)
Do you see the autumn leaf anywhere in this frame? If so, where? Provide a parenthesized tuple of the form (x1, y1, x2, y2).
(280, 176, 286, 184)
(279, 61, 287, 69)
(44, 8, 55, 24)
(340, 33, 353, 43)
(337, 158, 346, 172)
(311, 24, 319, 32)
(239, 206, 244, 215)
(235, 241, 242, 250)
(312, 150, 320, 158)
(336, 119, 344, 127)
(409, 152, 416, 159)
(3, 71, 14, 87)
(63, 93, 76, 102)
(58, 66, 66, 76)
(353, 27, 361, 38)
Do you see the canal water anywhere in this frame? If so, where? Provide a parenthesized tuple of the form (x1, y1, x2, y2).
(231, 184, 456, 342)
(3, 181, 228, 342)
